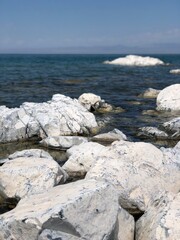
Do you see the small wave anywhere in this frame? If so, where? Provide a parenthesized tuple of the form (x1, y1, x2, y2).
(170, 69, 180, 74)
(104, 55, 165, 66)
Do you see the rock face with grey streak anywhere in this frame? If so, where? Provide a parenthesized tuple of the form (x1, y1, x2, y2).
(40, 136, 88, 149)
(0, 156, 68, 199)
(0, 94, 98, 143)
(156, 84, 180, 112)
(136, 192, 180, 240)
(137, 126, 169, 140)
(85, 140, 180, 213)
(0, 179, 134, 240)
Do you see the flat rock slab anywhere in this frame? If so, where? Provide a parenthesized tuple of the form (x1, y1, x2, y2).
(0, 179, 132, 240)
(92, 128, 127, 143)
(0, 156, 68, 199)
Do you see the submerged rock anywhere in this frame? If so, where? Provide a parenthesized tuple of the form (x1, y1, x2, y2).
(170, 69, 180, 74)
(163, 117, 180, 138)
(136, 192, 180, 240)
(138, 88, 160, 98)
(104, 55, 164, 66)
(0, 156, 68, 199)
(156, 84, 180, 112)
(0, 180, 133, 240)
(0, 94, 98, 144)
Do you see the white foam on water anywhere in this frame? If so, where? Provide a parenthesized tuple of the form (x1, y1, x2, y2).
(170, 69, 180, 74)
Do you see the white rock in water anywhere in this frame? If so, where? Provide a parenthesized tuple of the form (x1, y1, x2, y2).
(0, 157, 68, 199)
(156, 84, 180, 112)
(0, 94, 98, 143)
(170, 69, 180, 74)
(0, 180, 131, 240)
(104, 55, 164, 66)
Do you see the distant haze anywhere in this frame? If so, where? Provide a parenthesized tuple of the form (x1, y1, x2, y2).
(0, 0, 180, 54)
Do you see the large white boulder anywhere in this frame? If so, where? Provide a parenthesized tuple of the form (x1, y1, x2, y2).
(104, 55, 164, 66)
(136, 192, 180, 240)
(0, 156, 68, 199)
(85, 140, 180, 213)
(156, 84, 180, 112)
(0, 94, 98, 143)
(0, 180, 134, 240)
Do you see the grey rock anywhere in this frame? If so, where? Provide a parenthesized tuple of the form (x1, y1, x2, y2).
(92, 128, 127, 143)
(139, 88, 160, 98)
(138, 127, 169, 139)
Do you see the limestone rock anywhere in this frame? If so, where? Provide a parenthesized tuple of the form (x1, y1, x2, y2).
(0, 157, 68, 199)
(0, 180, 122, 240)
(40, 136, 88, 149)
(136, 192, 180, 240)
(86, 140, 180, 213)
(92, 128, 127, 143)
(0, 94, 98, 143)
(139, 88, 160, 98)
(156, 84, 180, 112)
(63, 142, 106, 178)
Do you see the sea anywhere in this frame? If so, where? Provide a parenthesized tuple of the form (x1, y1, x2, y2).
(0, 54, 180, 159)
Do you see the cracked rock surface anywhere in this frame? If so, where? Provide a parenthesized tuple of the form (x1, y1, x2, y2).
(0, 179, 134, 240)
(0, 94, 98, 143)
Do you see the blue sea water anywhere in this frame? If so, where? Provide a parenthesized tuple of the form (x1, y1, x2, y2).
(0, 54, 180, 157)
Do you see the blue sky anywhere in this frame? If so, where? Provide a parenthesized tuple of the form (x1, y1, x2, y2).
(0, 0, 180, 53)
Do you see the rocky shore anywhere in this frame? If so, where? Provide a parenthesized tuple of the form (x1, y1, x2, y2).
(0, 84, 180, 239)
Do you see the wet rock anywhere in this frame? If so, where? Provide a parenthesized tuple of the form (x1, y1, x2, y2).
(156, 84, 180, 112)
(62, 142, 106, 178)
(0, 94, 98, 143)
(136, 192, 180, 240)
(92, 128, 127, 143)
(0, 180, 125, 240)
(139, 88, 160, 98)
(170, 69, 180, 74)
(163, 117, 180, 138)
(0, 156, 68, 199)
(138, 127, 169, 140)
(85, 140, 180, 214)
(78, 93, 123, 113)
(40, 136, 88, 149)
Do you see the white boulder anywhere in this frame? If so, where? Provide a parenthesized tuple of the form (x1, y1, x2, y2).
(0, 180, 131, 240)
(136, 192, 180, 240)
(86, 140, 180, 213)
(92, 128, 127, 143)
(104, 55, 164, 66)
(63, 142, 106, 178)
(0, 157, 68, 199)
(156, 84, 180, 112)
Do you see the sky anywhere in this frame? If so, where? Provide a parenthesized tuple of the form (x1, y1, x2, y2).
(0, 0, 180, 53)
